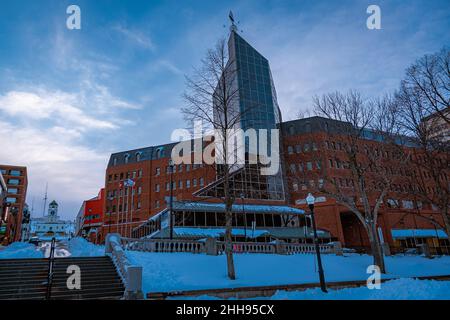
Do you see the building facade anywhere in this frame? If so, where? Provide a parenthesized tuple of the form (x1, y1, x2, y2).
(97, 27, 449, 254)
(30, 200, 74, 241)
(76, 189, 105, 243)
(0, 165, 28, 244)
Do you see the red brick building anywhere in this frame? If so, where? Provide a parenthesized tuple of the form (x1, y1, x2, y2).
(76, 189, 105, 243)
(95, 29, 449, 254)
(0, 165, 28, 244)
(282, 116, 449, 253)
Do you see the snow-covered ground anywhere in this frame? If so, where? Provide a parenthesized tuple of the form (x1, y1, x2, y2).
(0, 242, 43, 259)
(0, 237, 104, 259)
(126, 251, 450, 294)
(181, 278, 450, 300)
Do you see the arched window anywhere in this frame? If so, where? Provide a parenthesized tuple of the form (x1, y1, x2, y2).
(136, 152, 142, 162)
(124, 153, 130, 164)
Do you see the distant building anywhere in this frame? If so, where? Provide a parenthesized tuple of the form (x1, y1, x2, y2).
(30, 200, 74, 241)
(76, 189, 104, 243)
(20, 204, 31, 242)
(0, 165, 28, 244)
(0, 171, 7, 240)
(422, 108, 450, 142)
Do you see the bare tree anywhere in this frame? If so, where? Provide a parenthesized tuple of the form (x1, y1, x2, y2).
(401, 47, 450, 124)
(306, 91, 405, 273)
(182, 38, 242, 280)
(396, 61, 450, 238)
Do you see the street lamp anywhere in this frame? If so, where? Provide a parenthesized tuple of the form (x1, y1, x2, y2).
(169, 159, 174, 240)
(240, 193, 247, 240)
(306, 193, 327, 293)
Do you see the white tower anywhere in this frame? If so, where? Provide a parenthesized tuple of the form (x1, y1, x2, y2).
(47, 200, 59, 223)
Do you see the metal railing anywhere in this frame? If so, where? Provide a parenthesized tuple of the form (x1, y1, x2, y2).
(45, 237, 56, 300)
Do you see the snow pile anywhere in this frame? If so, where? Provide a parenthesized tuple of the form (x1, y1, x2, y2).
(0, 242, 44, 259)
(125, 251, 450, 294)
(269, 278, 450, 300)
(67, 237, 105, 257)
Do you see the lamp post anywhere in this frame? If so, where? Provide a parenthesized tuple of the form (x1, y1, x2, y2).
(306, 193, 327, 293)
(240, 193, 247, 240)
(169, 159, 174, 240)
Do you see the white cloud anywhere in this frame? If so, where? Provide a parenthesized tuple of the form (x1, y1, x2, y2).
(0, 120, 108, 219)
(113, 25, 155, 51)
(0, 89, 117, 130)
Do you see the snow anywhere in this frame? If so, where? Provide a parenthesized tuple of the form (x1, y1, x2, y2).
(184, 278, 450, 300)
(267, 278, 450, 300)
(66, 237, 105, 257)
(0, 242, 44, 259)
(125, 251, 450, 294)
(0, 238, 104, 259)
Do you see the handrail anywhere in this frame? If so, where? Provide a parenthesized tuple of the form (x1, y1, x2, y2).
(45, 237, 56, 300)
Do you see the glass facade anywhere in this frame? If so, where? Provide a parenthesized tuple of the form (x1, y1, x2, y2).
(231, 32, 282, 130)
(205, 31, 286, 201)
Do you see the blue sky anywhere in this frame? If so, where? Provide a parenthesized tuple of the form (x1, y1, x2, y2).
(0, 0, 449, 219)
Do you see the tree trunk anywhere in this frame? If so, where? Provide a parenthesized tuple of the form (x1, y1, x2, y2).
(367, 224, 386, 273)
(224, 166, 236, 280)
(442, 211, 450, 242)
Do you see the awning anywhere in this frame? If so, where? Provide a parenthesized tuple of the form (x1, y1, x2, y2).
(391, 229, 448, 239)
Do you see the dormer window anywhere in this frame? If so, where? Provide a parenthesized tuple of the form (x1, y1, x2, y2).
(124, 154, 130, 164)
(136, 152, 142, 162)
(113, 157, 118, 166)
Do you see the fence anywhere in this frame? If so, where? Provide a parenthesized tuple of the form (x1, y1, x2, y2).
(117, 236, 337, 255)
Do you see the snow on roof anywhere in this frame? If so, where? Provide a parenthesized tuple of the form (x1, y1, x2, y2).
(391, 229, 448, 239)
(171, 201, 305, 215)
(173, 227, 269, 239)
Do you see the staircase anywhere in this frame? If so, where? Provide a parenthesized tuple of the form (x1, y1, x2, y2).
(0, 256, 125, 300)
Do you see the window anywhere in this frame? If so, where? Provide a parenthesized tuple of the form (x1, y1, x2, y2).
(155, 200, 160, 209)
(295, 145, 302, 153)
(7, 188, 18, 194)
(155, 184, 160, 192)
(193, 179, 197, 187)
(306, 162, 313, 171)
(178, 164, 183, 172)
(303, 143, 310, 152)
(166, 182, 170, 191)
(293, 183, 298, 191)
(186, 180, 191, 188)
(200, 178, 204, 187)
(124, 154, 130, 164)
(10, 170, 21, 176)
(186, 164, 191, 172)
(108, 174, 112, 182)
(8, 179, 19, 185)
(136, 152, 141, 162)
(113, 158, 117, 166)
(138, 169, 143, 177)
(288, 146, 294, 154)
(179, 180, 183, 189)
(289, 164, 296, 173)
(155, 167, 160, 176)
(6, 197, 16, 203)
(137, 201, 141, 209)
(402, 200, 414, 209)
(138, 186, 142, 194)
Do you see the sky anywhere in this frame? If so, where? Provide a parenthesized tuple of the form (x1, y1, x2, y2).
(0, 0, 449, 220)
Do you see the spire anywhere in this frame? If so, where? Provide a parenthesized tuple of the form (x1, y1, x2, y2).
(229, 11, 237, 33)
